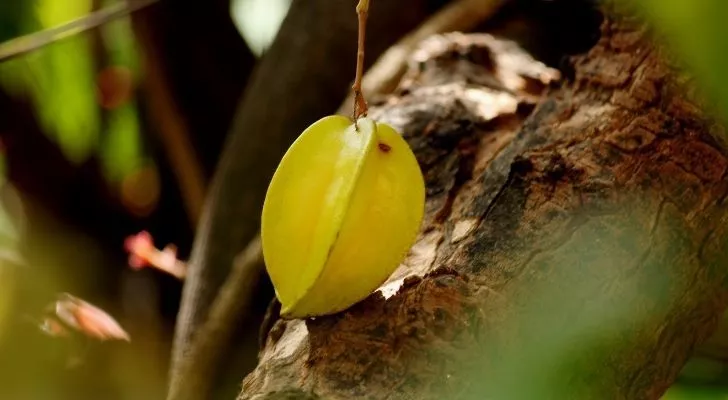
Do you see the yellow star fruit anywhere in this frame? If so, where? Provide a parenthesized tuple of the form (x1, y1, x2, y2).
(261, 115, 425, 318)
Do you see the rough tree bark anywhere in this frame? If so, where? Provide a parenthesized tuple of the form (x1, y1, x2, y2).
(244, 6, 728, 400)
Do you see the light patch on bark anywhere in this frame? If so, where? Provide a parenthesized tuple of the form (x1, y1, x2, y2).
(451, 218, 479, 243)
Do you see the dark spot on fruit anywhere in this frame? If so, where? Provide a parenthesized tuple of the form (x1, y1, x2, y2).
(378, 142, 391, 153)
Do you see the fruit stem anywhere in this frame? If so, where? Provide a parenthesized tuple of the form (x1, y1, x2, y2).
(352, 0, 370, 128)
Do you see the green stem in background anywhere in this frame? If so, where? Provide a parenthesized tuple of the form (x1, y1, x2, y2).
(352, 0, 370, 124)
(0, 0, 159, 62)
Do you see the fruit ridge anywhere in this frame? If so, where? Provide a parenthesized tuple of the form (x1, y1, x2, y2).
(261, 115, 425, 318)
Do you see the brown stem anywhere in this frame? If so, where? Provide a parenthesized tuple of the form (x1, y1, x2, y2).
(352, 0, 370, 122)
(338, 0, 509, 117)
(131, 17, 207, 228)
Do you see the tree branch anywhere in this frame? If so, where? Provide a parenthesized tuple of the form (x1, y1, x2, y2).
(167, 235, 263, 400)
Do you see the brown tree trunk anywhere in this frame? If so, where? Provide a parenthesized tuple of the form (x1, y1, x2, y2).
(243, 6, 728, 400)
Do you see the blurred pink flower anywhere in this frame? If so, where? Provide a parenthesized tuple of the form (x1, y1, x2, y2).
(123, 231, 186, 279)
(44, 293, 131, 342)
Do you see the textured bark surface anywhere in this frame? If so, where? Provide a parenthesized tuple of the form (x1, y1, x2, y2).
(243, 9, 728, 400)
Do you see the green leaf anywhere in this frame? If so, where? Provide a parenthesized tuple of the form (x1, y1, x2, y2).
(625, 0, 728, 125)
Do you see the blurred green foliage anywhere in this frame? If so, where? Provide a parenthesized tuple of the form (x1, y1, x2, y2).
(0, 0, 145, 182)
(664, 383, 728, 400)
(626, 0, 728, 125)
(99, 14, 144, 181)
(102, 103, 142, 181)
(0, 156, 19, 348)
(0, 2, 158, 398)
(0, 0, 98, 164)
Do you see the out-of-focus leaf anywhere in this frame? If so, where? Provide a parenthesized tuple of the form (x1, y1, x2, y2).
(0, 192, 22, 259)
(0, 37, 100, 164)
(38, 38, 100, 163)
(47, 293, 130, 342)
(0, 163, 25, 343)
(0, 0, 102, 165)
(97, 11, 144, 183)
(99, 8, 139, 75)
(101, 103, 141, 180)
(662, 382, 728, 399)
(35, 0, 92, 28)
(0, 265, 13, 343)
(0, 152, 26, 266)
(0, 0, 145, 181)
(625, 0, 728, 125)
(678, 356, 728, 385)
